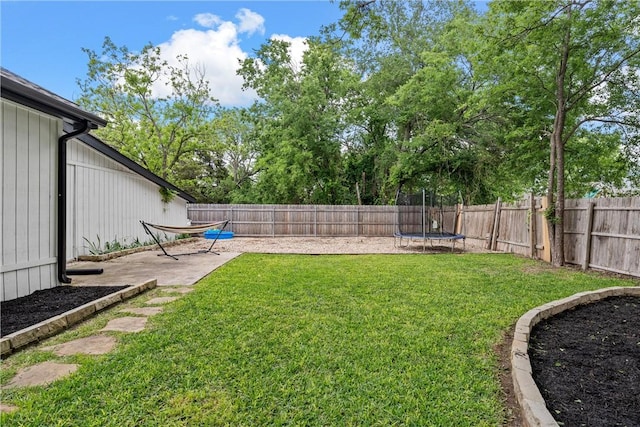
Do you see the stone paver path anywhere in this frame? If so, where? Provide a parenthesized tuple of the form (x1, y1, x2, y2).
(2, 284, 193, 413)
(42, 335, 117, 356)
(0, 403, 19, 413)
(100, 316, 148, 333)
(121, 306, 164, 316)
(162, 287, 194, 294)
(4, 362, 78, 388)
(145, 296, 179, 305)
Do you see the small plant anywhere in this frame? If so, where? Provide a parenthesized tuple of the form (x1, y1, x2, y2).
(83, 235, 103, 255)
(82, 235, 161, 255)
(543, 206, 559, 225)
(159, 186, 177, 204)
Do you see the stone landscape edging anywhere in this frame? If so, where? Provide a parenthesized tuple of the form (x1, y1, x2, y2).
(512, 286, 640, 427)
(0, 279, 157, 358)
(77, 238, 200, 261)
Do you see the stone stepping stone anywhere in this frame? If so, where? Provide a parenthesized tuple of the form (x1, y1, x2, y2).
(0, 403, 19, 413)
(4, 361, 78, 388)
(161, 287, 194, 294)
(41, 335, 116, 356)
(145, 296, 179, 305)
(121, 307, 164, 316)
(101, 316, 147, 333)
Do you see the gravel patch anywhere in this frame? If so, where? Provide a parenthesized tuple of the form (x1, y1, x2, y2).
(180, 236, 484, 255)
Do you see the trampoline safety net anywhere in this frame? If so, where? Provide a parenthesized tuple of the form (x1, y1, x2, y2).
(395, 189, 465, 251)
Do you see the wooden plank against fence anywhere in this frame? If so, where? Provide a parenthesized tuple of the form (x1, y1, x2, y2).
(529, 193, 536, 258)
(490, 198, 502, 250)
(582, 200, 595, 270)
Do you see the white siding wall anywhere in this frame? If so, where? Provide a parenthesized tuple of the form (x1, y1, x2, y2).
(1, 99, 58, 301)
(66, 138, 189, 259)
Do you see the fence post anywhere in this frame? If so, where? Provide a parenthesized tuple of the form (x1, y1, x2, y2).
(490, 198, 502, 250)
(529, 193, 537, 258)
(582, 200, 595, 270)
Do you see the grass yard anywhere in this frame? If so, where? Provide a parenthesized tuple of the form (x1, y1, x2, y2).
(1, 253, 637, 426)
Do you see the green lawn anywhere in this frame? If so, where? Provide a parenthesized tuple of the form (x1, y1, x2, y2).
(1, 253, 637, 426)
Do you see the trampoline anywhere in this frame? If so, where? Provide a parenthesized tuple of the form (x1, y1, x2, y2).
(394, 189, 465, 252)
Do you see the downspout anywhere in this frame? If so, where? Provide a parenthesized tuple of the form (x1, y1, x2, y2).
(57, 120, 102, 283)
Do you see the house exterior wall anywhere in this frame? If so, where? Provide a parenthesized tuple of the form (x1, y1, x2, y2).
(1, 99, 58, 301)
(66, 138, 189, 259)
(1, 97, 190, 302)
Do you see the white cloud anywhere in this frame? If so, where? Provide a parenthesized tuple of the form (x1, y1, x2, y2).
(146, 9, 308, 107)
(150, 10, 267, 107)
(193, 13, 222, 29)
(236, 8, 265, 36)
(270, 34, 309, 72)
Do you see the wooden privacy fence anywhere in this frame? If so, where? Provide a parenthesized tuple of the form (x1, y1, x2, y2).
(188, 204, 397, 237)
(188, 196, 640, 277)
(459, 196, 639, 277)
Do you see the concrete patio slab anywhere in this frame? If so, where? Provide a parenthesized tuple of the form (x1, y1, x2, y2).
(101, 317, 148, 333)
(42, 335, 117, 356)
(67, 249, 241, 287)
(4, 361, 78, 388)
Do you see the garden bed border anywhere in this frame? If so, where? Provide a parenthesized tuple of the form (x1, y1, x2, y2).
(77, 238, 199, 261)
(0, 279, 157, 357)
(511, 285, 640, 427)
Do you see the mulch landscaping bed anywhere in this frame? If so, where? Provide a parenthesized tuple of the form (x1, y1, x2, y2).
(528, 296, 640, 427)
(1, 285, 128, 337)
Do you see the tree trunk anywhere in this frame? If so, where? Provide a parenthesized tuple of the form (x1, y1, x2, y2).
(546, 134, 556, 261)
(549, 5, 573, 267)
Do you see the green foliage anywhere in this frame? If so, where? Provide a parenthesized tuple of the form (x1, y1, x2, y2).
(158, 186, 177, 204)
(76, 37, 220, 198)
(238, 38, 360, 204)
(2, 254, 636, 425)
(72, 3, 639, 207)
(82, 235, 152, 255)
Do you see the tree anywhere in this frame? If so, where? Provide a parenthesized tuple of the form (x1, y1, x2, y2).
(334, 0, 508, 202)
(76, 37, 220, 200)
(210, 108, 258, 202)
(481, 0, 640, 266)
(238, 37, 359, 204)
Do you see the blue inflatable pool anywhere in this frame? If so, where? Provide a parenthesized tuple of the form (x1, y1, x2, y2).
(204, 229, 234, 240)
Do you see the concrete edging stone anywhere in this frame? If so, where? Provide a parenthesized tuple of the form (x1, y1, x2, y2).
(0, 279, 157, 357)
(512, 286, 640, 427)
(77, 238, 199, 262)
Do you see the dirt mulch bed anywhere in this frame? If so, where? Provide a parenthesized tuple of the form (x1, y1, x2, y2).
(1, 286, 128, 337)
(528, 296, 640, 427)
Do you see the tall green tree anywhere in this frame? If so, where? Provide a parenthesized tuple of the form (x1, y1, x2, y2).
(210, 108, 258, 202)
(76, 37, 220, 201)
(334, 0, 504, 202)
(238, 37, 359, 204)
(481, 0, 640, 265)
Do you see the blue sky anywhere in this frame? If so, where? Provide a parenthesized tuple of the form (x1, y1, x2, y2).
(2, 1, 488, 108)
(1, 1, 345, 107)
